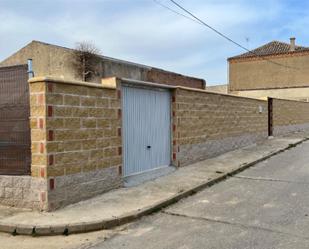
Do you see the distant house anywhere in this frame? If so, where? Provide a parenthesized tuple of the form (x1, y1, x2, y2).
(0, 40, 206, 89)
(228, 38, 309, 101)
(206, 84, 228, 94)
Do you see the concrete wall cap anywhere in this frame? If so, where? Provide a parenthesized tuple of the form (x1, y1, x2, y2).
(28, 76, 266, 102)
(271, 97, 309, 103)
(28, 76, 116, 89)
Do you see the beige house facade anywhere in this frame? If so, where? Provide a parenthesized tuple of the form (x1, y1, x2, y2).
(228, 38, 309, 101)
(206, 84, 228, 94)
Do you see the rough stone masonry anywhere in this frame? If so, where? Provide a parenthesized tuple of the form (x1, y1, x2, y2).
(172, 88, 268, 167)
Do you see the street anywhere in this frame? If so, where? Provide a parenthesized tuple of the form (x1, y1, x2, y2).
(88, 141, 309, 249)
(1, 140, 309, 249)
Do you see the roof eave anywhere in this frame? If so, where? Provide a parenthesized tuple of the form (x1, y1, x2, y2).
(228, 50, 309, 62)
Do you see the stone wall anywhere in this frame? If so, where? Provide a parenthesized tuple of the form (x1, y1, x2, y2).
(147, 68, 205, 89)
(0, 175, 46, 210)
(272, 98, 309, 135)
(29, 77, 122, 210)
(172, 88, 268, 166)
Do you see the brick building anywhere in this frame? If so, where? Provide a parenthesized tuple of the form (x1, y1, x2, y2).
(228, 38, 309, 101)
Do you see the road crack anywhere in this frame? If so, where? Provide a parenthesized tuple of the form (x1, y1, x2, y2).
(234, 175, 309, 185)
(162, 210, 309, 241)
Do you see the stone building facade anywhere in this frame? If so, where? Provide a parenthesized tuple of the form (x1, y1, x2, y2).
(228, 38, 309, 101)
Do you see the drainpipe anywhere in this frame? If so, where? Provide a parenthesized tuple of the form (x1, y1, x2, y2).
(27, 59, 34, 79)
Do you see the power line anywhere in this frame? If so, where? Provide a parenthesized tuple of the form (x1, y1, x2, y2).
(155, 0, 299, 70)
(153, 0, 202, 25)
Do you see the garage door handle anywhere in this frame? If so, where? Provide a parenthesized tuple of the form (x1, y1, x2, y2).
(147, 146, 151, 149)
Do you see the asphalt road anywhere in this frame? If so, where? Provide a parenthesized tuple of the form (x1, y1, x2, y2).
(87, 141, 309, 249)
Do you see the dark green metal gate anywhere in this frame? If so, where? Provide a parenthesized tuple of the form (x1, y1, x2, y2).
(0, 64, 31, 175)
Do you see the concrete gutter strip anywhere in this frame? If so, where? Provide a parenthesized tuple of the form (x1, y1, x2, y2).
(0, 135, 307, 236)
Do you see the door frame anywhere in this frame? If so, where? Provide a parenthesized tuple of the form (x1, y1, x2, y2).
(121, 83, 173, 178)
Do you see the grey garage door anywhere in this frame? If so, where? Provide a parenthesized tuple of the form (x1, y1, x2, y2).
(122, 85, 171, 177)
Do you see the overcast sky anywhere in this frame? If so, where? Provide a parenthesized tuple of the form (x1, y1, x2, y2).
(0, 0, 308, 85)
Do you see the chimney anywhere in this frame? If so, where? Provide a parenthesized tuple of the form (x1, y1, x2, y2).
(290, 37, 296, 51)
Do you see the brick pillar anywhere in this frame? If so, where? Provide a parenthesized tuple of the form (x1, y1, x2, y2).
(29, 81, 48, 210)
(171, 89, 180, 167)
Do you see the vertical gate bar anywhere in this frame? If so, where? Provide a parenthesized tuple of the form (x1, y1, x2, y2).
(268, 97, 273, 136)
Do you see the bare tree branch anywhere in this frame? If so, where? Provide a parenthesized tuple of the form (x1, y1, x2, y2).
(74, 41, 101, 81)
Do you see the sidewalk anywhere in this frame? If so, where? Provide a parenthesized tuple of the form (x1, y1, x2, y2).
(0, 131, 308, 236)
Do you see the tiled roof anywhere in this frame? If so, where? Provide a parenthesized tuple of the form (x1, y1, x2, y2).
(229, 40, 309, 60)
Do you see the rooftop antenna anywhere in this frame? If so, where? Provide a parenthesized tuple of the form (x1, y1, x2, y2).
(245, 37, 250, 49)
